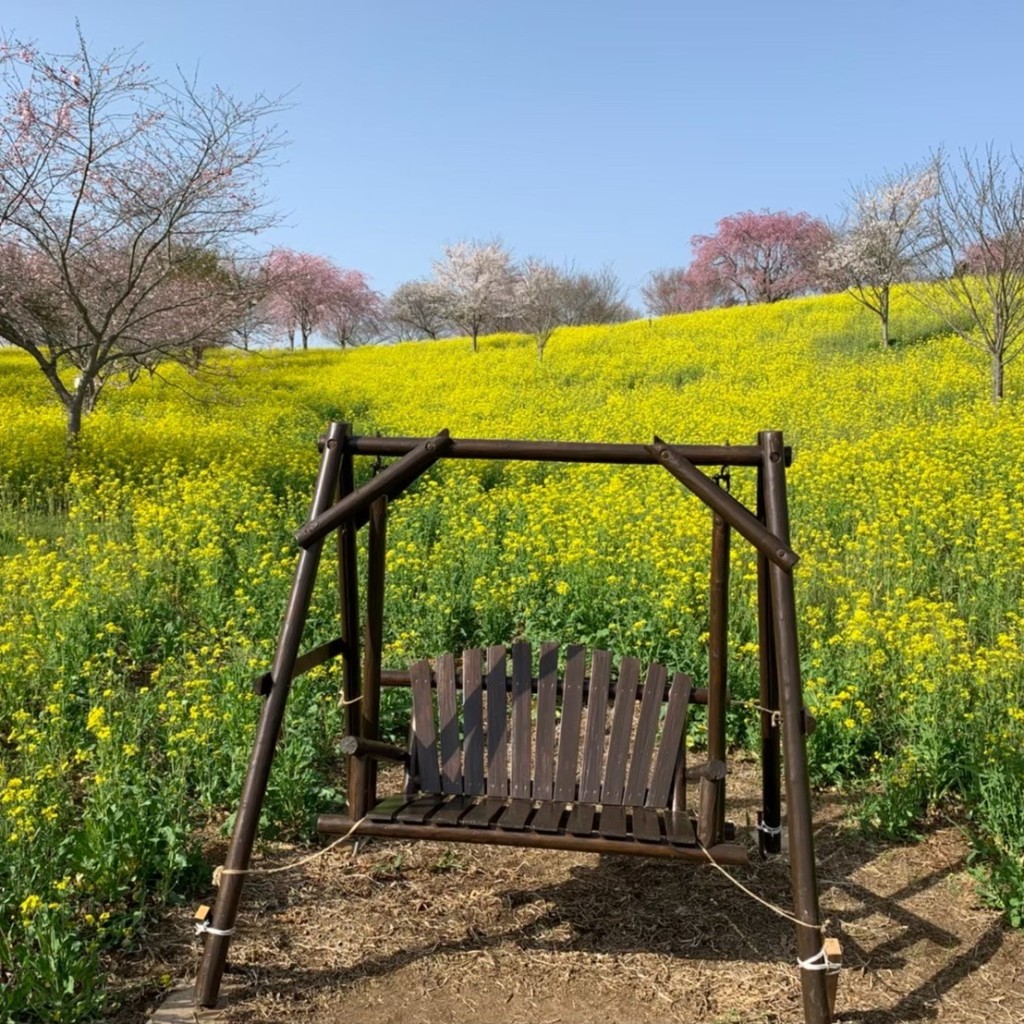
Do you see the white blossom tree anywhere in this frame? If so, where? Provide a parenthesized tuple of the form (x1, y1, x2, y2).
(825, 165, 938, 347)
(433, 239, 516, 352)
(513, 258, 570, 360)
(387, 278, 451, 340)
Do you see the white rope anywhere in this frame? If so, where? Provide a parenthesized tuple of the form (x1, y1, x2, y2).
(757, 820, 783, 837)
(340, 694, 363, 707)
(696, 840, 822, 933)
(194, 922, 235, 937)
(797, 945, 841, 974)
(212, 816, 367, 886)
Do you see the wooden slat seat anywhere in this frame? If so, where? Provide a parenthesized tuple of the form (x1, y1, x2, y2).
(320, 642, 748, 865)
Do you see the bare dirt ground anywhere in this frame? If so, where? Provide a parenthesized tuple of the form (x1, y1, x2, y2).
(113, 761, 1024, 1024)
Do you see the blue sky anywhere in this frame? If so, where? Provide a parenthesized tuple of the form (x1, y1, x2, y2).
(4, 2, 1022, 305)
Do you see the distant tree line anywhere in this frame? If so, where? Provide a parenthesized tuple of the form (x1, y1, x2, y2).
(3, 29, 1024, 448)
(643, 150, 1024, 402)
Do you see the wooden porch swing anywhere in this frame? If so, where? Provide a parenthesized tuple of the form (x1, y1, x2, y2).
(193, 424, 839, 1024)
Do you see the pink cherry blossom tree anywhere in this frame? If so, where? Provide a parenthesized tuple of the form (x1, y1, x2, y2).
(641, 264, 731, 316)
(326, 270, 383, 348)
(690, 210, 832, 305)
(0, 28, 283, 442)
(265, 249, 338, 349)
(266, 249, 379, 349)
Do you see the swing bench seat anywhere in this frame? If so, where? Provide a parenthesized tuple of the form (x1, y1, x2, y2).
(317, 641, 749, 866)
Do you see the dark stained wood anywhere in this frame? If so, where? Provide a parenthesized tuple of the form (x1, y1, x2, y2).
(193, 422, 346, 1011)
(461, 797, 508, 828)
(647, 672, 692, 808)
(630, 805, 663, 843)
(296, 430, 452, 548)
(436, 652, 462, 795)
(529, 801, 566, 834)
(348, 434, 779, 468)
(698, 775, 722, 848)
(579, 649, 611, 803)
(760, 430, 831, 1024)
(367, 793, 414, 822)
(648, 437, 799, 571)
(362, 497, 388, 812)
(757, 466, 782, 856)
(623, 663, 668, 806)
(566, 802, 596, 836)
(410, 660, 441, 793)
(378, 668, 718, 708)
(396, 793, 446, 824)
(290, 637, 350, 683)
(533, 643, 559, 801)
(201, 421, 835, 1024)
(598, 804, 628, 839)
(318, 813, 750, 865)
(339, 735, 408, 764)
(707, 512, 730, 844)
(461, 648, 485, 796)
(495, 798, 534, 831)
(672, 731, 688, 813)
(510, 642, 533, 799)
(485, 646, 509, 796)
(553, 645, 586, 801)
(602, 655, 640, 804)
(431, 794, 478, 826)
(664, 810, 697, 846)
(337, 435, 365, 822)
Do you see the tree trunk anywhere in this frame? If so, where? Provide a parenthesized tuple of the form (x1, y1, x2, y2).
(66, 395, 85, 449)
(992, 349, 1005, 402)
(880, 287, 891, 347)
(471, 328, 478, 353)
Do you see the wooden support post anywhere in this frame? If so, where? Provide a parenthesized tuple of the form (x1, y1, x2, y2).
(700, 511, 729, 846)
(756, 466, 783, 856)
(760, 430, 831, 1024)
(194, 422, 346, 1009)
(362, 496, 387, 813)
(338, 435, 365, 819)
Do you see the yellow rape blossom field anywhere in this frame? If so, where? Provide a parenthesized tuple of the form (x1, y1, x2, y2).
(1, 288, 1023, 1019)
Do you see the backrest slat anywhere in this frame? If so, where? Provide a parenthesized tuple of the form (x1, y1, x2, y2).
(579, 648, 611, 803)
(410, 659, 441, 793)
(461, 648, 485, 795)
(510, 642, 533, 799)
(435, 652, 462, 794)
(623, 662, 667, 805)
(532, 642, 560, 801)
(485, 645, 509, 796)
(553, 644, 586, 801)
(602, 655, 641, 804)
(646, 672, 692, 807)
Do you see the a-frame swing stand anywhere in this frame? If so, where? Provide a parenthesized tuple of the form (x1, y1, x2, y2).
(194, 424, 840, 1024)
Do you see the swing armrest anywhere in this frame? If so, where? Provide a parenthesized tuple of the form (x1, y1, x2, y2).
(340, 735, 410, 765)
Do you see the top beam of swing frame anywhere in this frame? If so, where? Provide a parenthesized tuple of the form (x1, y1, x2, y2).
(343, 434, 791, 467)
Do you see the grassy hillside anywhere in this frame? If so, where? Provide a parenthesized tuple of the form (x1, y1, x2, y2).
(1, 289, 1023, 1018)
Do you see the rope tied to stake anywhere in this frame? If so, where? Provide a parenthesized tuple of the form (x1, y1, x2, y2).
(211, 816, 367, 887)
(797, 945, 842, 974)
